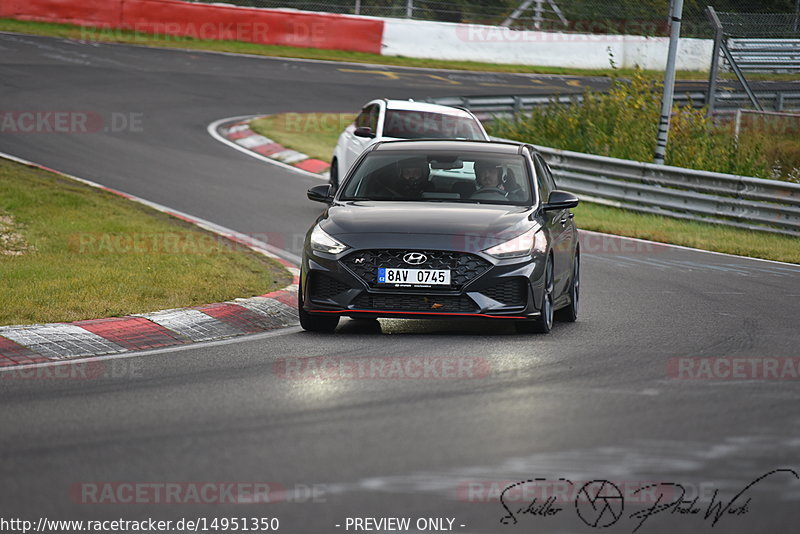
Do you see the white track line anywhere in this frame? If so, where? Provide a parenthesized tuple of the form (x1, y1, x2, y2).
(580, 229, 800, 268)
(207, 116, 326, 181)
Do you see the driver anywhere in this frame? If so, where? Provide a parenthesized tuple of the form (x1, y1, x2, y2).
(473, 160, 506, 197)
(391, 157, 430, 198)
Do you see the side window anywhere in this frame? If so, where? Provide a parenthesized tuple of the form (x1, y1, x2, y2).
(368, 105, 379, 132)
(532, 153, 551, 202)
(355, 107, 369, 128)
(355, 105, 379, 131)
(541, 156, 557, 190)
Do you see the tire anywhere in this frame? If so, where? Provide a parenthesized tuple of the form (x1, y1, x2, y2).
(555, 249, 579, 323)
(329, 159, 339, 190)
(516, 256, 554, 334)
(298, 280, 339, 333)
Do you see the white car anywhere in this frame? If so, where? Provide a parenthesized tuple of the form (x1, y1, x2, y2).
(329, 99, 489, 188)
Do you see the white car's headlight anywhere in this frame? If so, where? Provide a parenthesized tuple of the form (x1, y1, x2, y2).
(484, 227, 546, 259)
(310, 225, 348, 254)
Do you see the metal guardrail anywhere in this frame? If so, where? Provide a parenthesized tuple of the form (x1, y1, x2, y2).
(527, 144, 800, 237)
(426, 93, 800, 236)
(728, 39, 800, 73)
(425, 91, 800, 120)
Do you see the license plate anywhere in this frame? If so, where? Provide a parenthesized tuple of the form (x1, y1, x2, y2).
(378, 268, 450, 286)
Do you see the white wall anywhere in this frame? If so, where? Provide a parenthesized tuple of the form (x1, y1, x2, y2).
(381, 19, 713, 71)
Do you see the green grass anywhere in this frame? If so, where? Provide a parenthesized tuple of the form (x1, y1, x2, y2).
(251, 112, 800, 264)
(0, 18, 722, 81)
(250, 113, 356, 162)
(572, 202, 800, 264)
(488, 71, 800, 183)
(0, 159, 292, 326)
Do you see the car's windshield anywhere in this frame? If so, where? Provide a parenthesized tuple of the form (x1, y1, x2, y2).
(339, 151, 533, 205)
(382, 110, 485, 140)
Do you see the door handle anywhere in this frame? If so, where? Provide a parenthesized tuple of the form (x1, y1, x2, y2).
(560, 216, 568, 225)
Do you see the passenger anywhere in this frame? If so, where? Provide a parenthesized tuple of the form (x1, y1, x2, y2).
(502, 168, 526, 201)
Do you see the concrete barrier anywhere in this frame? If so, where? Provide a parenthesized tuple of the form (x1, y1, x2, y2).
(0, 1, 711, 70)
(0, 0, 385, 54)
(382, 19, 713, 71)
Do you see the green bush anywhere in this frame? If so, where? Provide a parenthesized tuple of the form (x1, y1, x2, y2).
(487, 70, 796, 182)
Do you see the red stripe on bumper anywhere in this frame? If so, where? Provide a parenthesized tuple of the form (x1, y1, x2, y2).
(308, 309, 528, 319)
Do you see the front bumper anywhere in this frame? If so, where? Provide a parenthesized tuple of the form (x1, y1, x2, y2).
(301, 245, 548, 321)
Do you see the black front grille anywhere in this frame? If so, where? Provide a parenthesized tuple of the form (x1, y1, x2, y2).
(352, 293, 477, 313)
(479, 278, 528, 307)
(309, 273, 350, 301)
(342, 250, 491, 289)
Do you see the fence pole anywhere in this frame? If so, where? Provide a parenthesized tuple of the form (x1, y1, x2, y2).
(705, 6, 723, 116)
(653, 0, 684, 165)
(406, 0, 413, 18)
(734, 108, 742, 144)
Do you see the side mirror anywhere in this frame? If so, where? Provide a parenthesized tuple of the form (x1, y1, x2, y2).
(307, 184, 333, 203)
(354, 126, 375, 138)
(542, 190, 579, 211)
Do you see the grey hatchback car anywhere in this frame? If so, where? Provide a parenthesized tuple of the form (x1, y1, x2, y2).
(300, 139, 580, 334)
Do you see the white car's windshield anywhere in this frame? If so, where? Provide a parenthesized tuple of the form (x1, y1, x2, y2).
(340, 152, 533, 205)
(382, 110, 485, 140)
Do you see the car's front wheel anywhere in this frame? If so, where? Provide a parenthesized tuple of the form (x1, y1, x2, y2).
(298, 281, 339, 333)
(555, 248, 579, 322)
(516, 256, 554, 334)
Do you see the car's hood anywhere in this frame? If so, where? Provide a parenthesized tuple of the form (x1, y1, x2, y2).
(320, 202, 534, 249)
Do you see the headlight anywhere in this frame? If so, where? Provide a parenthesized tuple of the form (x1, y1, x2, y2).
(484, 227, 546, 258)
(310, 225, 348, 254)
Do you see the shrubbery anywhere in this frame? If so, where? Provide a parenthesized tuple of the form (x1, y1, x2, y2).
(487, 70, 799, 183)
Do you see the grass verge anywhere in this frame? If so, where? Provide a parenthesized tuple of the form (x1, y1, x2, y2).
(250, 113, 355, 162)
(572, 202, 800, 264)
(0, 159, 292, 326)
(251, 112, 800, 264)
(0, 18, 751, 81)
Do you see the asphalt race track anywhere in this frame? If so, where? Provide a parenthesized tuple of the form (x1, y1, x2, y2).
(1, 33, 800, 533)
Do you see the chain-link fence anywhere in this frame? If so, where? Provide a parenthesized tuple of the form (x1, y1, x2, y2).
(187, 0, 800, 37)
(717, 11, 800, 37)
